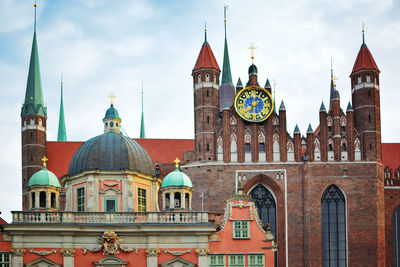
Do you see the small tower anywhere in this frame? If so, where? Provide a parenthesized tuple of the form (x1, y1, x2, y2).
(350, 25, 381, 161)
(27, 157, 61, 211)
(103, 93, 121, 134)
(57, 75, 67, 141)
(160, 158, 193, 210)
(21, 2, 47, 210)
(192, 24, 220, 161)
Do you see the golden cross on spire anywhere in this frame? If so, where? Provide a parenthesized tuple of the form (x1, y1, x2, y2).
(333, 75, 338, 86)
(174, 157, 180, 168)
(42, 156, 48, 167)
(248, 43, 257, 63)
(108, 92, 116, 105)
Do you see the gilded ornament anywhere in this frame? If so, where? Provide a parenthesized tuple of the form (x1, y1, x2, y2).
(145, 248, 160, 256)
(195, 248, 209, 256)
(100, 231, 121, 255)
(60, 248, 76, 256)
(10, 248, 25, 256)
(28, 248, 57, 256)
(164, 249, 191, 256)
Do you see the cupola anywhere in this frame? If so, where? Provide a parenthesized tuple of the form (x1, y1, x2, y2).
(27, 157, 61, 211)
(160, 158, 193, 210)
(103, 101, 121, 134)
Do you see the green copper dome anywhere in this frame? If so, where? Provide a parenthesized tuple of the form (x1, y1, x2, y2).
(161, 168, 193, 188)
(104, 104, 120, 119)
(28, 167, 61, 188)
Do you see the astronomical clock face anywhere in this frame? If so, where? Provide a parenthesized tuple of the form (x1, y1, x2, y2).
(234, 86, 274, 123)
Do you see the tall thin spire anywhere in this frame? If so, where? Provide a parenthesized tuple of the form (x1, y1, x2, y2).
(204, 21, 207, 43)
(221, 5, 232, 84)
(21, 0, 46, 117)
(362, 22, 365, 45)
(140, 81, 146, 138)
(34, 0, 37, 32)
(57, 74, 67, 141)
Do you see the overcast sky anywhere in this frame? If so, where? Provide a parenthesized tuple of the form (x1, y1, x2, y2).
(0, 0, 399, 222)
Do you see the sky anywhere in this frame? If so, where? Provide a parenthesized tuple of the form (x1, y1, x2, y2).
(0, 0, 399, 222)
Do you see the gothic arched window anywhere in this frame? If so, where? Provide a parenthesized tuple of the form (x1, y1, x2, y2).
(393, 206, 400, 267)
(321, 185, 347, 267)
(250, 185, 277, 238)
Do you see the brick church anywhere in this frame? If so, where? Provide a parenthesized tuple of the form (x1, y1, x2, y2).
(1, 3, 400, 267)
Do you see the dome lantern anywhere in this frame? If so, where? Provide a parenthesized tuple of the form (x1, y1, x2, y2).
(160, 158, 194, 211)
(103, 93, 121, 134)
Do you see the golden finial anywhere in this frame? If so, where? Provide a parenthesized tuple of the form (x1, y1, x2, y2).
(42, 156, 48, 167)
(174, 157, 181, 168)
(248, 43, 257, 64)
(333, 76, 338, 86)
(108, 92, 116, 105)
(362, 22, 366, 44)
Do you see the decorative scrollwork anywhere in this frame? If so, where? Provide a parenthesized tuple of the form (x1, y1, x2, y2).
(145, 248, 160, 256)
(60, 248, 76, 256)
(10, 248, 25, 256)
(164, 249, 191, 256)
(120, 246, 138, 254)
(83, 246, 102, 255)
(195, 248, 209, 256)
(28, 248, 57, 256)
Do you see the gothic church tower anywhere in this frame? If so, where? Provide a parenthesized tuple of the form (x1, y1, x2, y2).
(21, 3, 47, 210)
(350, 29, 381, 161)
(192, 27, 220, 161)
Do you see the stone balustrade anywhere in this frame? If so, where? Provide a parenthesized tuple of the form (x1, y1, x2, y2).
(11, 211, 210, 224)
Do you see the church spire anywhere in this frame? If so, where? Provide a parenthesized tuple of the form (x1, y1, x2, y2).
(140, 82, 146, 138)
(21, 0, 46, 117)
(221, 5, 232, 85)
(57, 75, 67, 141)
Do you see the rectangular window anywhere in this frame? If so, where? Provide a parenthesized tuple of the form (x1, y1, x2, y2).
(233, 221, 249, 239)
(228, 254, 245, 267)
(0, 252, 11, 267)
(138, 188, 146, 212)
(248, 254, 264, 267)
(77, 187, 85, 212)
(245, 143, 251, 153)
(105, 199, 116, 212)
(259, 143, 265, 152)
(209, 254, 225, 267)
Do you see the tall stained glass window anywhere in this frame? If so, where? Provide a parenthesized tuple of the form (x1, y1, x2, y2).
(321, 185, 347, 267)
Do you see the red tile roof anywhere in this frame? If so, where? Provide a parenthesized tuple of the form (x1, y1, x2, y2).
(382, 143, 400, 170)
(351, 44, 380, 74)
(193, 42, 220, 72)
(46, 139, 195, 178)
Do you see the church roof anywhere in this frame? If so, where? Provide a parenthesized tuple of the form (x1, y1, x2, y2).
(161, 167, 193, 188)
(68, 132, 154, 176)
(28, 166, 61, 188)
(104, 104, 120, 120)
(382, 143, 400, 171)
(47, 139, 194, 178)
(351, 43, 380, 74)
(193, 42, 220, 72)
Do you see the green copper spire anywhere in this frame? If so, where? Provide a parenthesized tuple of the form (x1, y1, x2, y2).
(21, 2, 46, 117)
(140, 82, 146, 138)
(57, 75, 67, 141)
(221, 5, 232, 85)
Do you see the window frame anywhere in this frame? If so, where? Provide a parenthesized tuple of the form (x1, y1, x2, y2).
(137, 188, 147, 212)
(228, 254, 245, 267)
(104, 198, 119, 212)
(77, 187, 85, 212)
(233, 220, 250, 239)
(248, 254, 265, 267)
(209, 254, 225, 267)
(0, 252, 11, 266)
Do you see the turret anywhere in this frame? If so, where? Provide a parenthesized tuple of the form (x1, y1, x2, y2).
(192, 25, 220, 162)
(21, 2, 47, 210)
(350, 27, 381, 161)
(103, 96, 122, 134)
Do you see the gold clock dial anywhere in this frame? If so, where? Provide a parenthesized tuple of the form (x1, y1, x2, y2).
(234, 86, 274, 122)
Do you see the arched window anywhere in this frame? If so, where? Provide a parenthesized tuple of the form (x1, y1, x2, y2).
(393, 206, 400, 267)
(231, 132, 237, 162)
(206, 73, 210, 82)
(322, 185, 347, 267)
(197, 74, 201, 83)
(250, 184, 277, 266)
